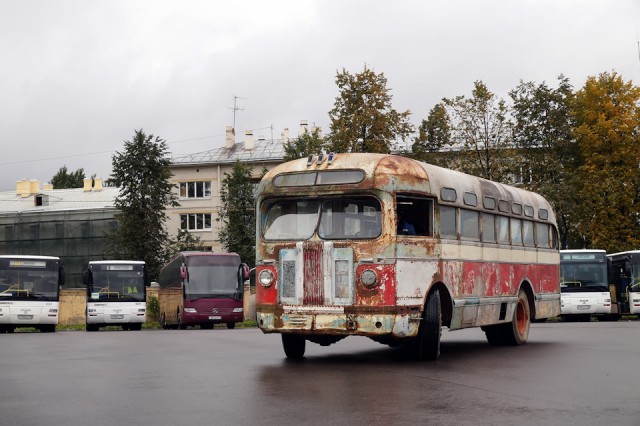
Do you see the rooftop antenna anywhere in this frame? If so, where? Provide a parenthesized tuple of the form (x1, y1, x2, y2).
(227, 95, 246, 131)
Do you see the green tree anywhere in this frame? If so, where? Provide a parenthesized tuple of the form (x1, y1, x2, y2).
(170, 229, 205, 255)
(411, 102, 453, 167)
(510, 75, 578, 248)
(283, 127, 325, 162)
(107, 129, 178, 280)
(218, 161, 256, 267)
(443, 81, 512, 181)
(50, 165, 85, 189)
(572, 71, 640, 252)
(327, 65, 414, 153)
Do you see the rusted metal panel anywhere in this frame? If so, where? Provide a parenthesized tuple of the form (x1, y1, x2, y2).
(302, 241, 324, 305)
(355, 264, 396, 306)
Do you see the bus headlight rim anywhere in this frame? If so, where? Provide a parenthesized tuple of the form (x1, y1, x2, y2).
(259, 270, 274, 287)
(360, 269, 378, 288)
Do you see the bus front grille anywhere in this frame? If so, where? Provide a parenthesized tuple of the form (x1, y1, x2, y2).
(279, 242, 354, 306)
(303, 241, 324, 305)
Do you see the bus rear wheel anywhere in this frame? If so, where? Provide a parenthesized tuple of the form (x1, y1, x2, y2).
(483, 289, 530, 346)
(415, 289, 442, 361)
(282, 334, 306, 359)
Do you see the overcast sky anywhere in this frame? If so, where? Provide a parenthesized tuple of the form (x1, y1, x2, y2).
(1, 0, 639, 190)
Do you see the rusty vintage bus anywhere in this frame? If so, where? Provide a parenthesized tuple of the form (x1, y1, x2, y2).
(254, 153, 560, 360)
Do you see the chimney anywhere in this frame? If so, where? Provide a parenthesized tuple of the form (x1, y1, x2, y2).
(43, 183, 54, 191)
(16, 179, 30, 197)
(29, 179, 40, 195)
(83, 178, 92, 192)
(282, 128, 290, 141)
(225, 126, 235, 149)
(245, 130, 254, 151)
(93, 177, 103, 191)
(299, 120, 309, 136)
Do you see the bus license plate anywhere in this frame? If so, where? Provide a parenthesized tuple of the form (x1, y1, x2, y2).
(17, 315, 33, 320)
(110, 314, 124, 319)
(209, 315, 222, 320)
(577, 305, 590, 310)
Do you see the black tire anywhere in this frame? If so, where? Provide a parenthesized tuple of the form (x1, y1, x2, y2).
(282, 334, 306, 359)
(122, 325, 130, 331)
(226, 322, 236, 330)
(415, 289, 442, 360)
(160, 313, 168, 329)
(177, 310, 186, 330)
(86, 324, 98, 332)
(482, 325, 505, 346)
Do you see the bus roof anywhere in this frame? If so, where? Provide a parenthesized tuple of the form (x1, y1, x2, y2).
(608, 250, 640, 258)
(260, 153, 556, 224)
(561, 249, 606, 254)
(0, 255, 60, 261)
(88, 260, 145, 265)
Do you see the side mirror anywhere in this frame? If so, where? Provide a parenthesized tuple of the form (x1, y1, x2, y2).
(241, 263, 250, 280)
(249, 268, 256, 287)
(180, 264, 187, 281)
(143, 268, 150, 286)
(59, 265, 66, 287)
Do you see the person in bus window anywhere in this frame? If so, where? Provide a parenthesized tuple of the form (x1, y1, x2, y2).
(397, 210, 416, 235)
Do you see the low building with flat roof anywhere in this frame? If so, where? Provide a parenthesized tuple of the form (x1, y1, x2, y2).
(0, 178, 118, 287)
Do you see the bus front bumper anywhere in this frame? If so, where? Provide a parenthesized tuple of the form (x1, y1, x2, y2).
(257, 306, 422, 338)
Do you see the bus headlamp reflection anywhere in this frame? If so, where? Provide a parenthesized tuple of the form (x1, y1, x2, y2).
(259, 270, 274, 287)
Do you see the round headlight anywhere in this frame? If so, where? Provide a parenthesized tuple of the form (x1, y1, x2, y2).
(360, 269, 377, 288)
(259, 269, 274, 287)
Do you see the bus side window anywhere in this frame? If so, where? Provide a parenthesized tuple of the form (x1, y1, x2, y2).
(397, 196, 434, 237)
(439, 205, 457, 239)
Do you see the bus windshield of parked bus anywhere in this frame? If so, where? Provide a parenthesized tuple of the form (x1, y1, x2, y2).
(89, 264, 145, 302)
(560, 252, 608, 292)
(263, 196, 382, 240)
(185, 256, 242, 299)
(0, 258, 59, 300)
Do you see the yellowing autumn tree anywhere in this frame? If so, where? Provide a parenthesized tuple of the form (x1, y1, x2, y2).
(572, 71, 640, 251)
(327, 65, 413, 153)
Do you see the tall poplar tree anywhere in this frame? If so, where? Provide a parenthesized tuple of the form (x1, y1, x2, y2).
(411, 102, 453, 167)
(107, 129, 178, 279)
(218, 161, 256, 267)
(510, 76, 578, 248)
(327, 65, 413, 153)
(443, 81, 512, 182)
(572, 71, 640, 251)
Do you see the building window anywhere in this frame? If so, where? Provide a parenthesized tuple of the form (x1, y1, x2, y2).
(179, 181, 212, 199)
(180, 213, 212, 231)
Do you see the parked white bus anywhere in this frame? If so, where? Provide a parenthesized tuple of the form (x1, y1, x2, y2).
(0, 255, 64, 333)
(83, 260, 148, 331)
(560, 249, 611, 321)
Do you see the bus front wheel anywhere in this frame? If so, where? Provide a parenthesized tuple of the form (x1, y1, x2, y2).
(415, 289, 441, 361)
(282, 334, 306, 359)
(226, 322, 235, 329)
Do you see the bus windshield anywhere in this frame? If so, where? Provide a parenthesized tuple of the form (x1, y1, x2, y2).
(0, 258, 59, 301)
(185, 256, 241, 300)
(90, 264, 145, 302)
(560, 253, 608, 293)
(263, 197, 382, 240)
